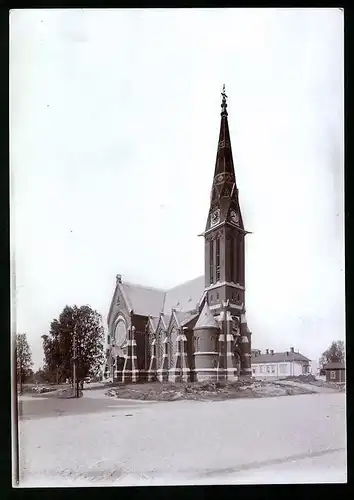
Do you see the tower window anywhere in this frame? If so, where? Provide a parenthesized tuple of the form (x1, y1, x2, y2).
(216, 236, 220, 281)
(230, 237, 235, 283)
(236, 236, 240, 283)
(210, 239, 214, 284)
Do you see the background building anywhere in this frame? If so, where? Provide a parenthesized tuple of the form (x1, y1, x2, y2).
(323, 362, 345, 383)
(251, 347, 311, 379)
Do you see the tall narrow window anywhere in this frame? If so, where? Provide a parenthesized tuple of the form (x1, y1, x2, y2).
(239, 236, 244, 285)
(216, 236, 220, 281)
(210, 239, 214, 284)
(236, 235, 240, 283)
(230, 237, 235, 283)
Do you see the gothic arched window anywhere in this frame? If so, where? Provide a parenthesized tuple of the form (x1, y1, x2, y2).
(210, 239, 214, 284)
(230, 236, 235, 283)
(114, 319, 127, 357)
(216, 236, 220, 282)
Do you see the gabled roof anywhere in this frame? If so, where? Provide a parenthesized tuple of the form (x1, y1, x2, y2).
(120, 282, 165, 318)
(180, 312, 199, 328)
(194, 302, 219, 330)
(156, 312, 170, 331)
(163, 276, 205, 314)
(174, 310, 198, 328)
(148, 316, 159, 332)
(251, 351, 311, 364)
(112, 276, 204, 318)
(324, 362, 345, 370)
(108, 275, 205, 328)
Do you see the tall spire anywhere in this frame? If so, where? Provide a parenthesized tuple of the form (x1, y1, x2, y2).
(214, 84, 234, 179)
(210, 85, 238, 208)
(204, 85, 245, 233)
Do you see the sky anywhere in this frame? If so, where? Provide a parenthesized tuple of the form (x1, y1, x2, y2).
(10, 8, 344, 370)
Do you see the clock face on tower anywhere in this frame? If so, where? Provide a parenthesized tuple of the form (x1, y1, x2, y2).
(210, 209, 220, 226)
(230, 210, 239, 224)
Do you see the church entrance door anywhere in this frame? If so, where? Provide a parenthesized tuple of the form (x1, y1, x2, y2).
(115, 356, 125, 382)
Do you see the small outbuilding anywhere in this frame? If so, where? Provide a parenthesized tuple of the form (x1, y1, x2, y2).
(323, 362, 345, 383)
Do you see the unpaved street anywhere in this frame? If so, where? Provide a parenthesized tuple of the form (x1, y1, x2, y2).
(18, 391, 347, 486)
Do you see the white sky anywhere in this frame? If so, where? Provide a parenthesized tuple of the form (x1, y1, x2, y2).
(10, 8, 344, 370)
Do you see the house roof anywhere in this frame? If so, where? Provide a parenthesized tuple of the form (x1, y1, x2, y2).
(324, 362, 345, 370)
(251, 351, 311, 364)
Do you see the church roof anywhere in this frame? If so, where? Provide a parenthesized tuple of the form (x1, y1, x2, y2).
(149, 316, 159, 331)
(161, 314, 171, 329)
(194, 301, 219, 330)
(120, 282, 165, 318)
(113, 275, 205, 321)
(180, 312, 199, 327)
(163, 276, 204, 313)
(174, 310, 198, 328)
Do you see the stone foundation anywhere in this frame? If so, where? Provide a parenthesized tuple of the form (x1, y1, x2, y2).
(194, 367, 218, 381)
(157, 368, 169, 382)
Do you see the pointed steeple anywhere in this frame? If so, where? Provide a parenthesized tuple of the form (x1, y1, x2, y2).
(211, 85, 236, 198)
(206, 85, 244, 231)
(194, 301, 219, 330)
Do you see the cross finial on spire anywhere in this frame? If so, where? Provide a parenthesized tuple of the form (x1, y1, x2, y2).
(221, 84, 228, 116)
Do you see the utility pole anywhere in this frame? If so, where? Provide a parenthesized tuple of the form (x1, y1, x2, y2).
(13, 345, 19, 485)
(73, 325, 77, 397)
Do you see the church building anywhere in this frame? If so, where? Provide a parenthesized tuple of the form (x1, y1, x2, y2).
(105, 87, 252, 383)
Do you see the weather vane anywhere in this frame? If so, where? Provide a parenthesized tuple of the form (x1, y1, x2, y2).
(221, 84, 227, 100)
(221, 84, 228, 115)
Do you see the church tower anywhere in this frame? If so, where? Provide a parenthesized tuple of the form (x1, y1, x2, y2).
(204, 86, 248, 310)
(200, 86, 252, 379)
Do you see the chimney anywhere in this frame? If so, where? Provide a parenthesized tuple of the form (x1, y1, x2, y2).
(290, 347, 294, 353)
(266, 349, 269, 355)
(270, 349, 274, 355)
(286, 351, 289, 356)
(116, 274, 122, 283)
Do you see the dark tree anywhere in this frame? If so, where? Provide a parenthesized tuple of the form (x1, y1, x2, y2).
(42, 305, 104, 395)
(33, 368, 48, 384)
(16, 333, 33, 393)
(319, 340, 345, 368)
